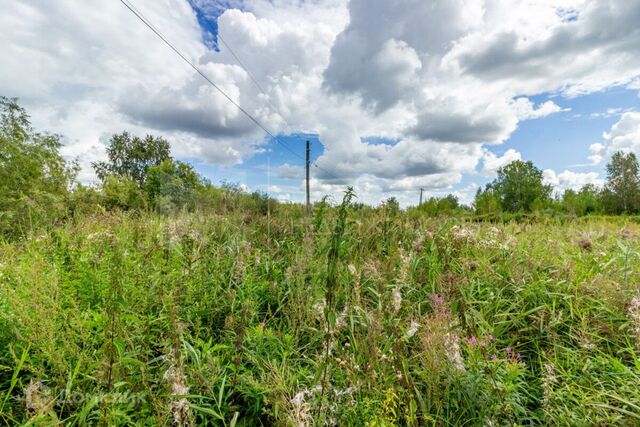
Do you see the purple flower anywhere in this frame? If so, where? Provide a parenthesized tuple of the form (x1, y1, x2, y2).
(487, 335, 494, 342)
(491, 354, 498, 360)
(430, 294, 444, 305)
(468, 336, 478, 346)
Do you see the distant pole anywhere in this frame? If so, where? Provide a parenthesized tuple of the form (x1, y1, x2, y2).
(306, 140, 311, 215)
(419, 188, 424, 206)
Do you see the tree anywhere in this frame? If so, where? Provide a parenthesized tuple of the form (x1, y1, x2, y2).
(0, 97, 77, 236)
(562, 184, 602, 216)
(602, 151, 640, 214)
(490, 160, 552, 212)
(144, 158, 205, 212)
(474, 187, 501, 215)
(92, 132, 170, 187)
(417, 194, 461, 217)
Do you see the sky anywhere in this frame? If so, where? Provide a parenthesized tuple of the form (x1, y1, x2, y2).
(1, 0, 640, 207)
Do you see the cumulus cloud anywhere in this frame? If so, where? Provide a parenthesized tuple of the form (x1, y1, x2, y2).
(588, 142, 605, 165)
(587, 113, 640, 165)
(2, 0, 640, 206)
(481, 149, 522, 175)
(512, 98, 569, 120)
(449, 1, 640, 97)
(276, 163, 304, 180)
(603, 112, 640, 155)
(543, 169, 604, 193)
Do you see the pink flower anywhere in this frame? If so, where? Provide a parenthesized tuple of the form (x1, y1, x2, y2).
(505, 347, 512, 354)
(430, 294, 444, 305)
(491, 354, 498, 360)
(468, 336, 478, 346)
(487, 335, 494, 342)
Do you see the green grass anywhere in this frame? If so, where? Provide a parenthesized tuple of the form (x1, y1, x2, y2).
(1, 204, 640, 425)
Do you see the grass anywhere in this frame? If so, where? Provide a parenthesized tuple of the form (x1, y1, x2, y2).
(1, 202, 640, 425)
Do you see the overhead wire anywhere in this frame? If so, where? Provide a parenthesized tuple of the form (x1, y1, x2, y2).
(119, 0, 311, 165)
(215, 32, 336, 177)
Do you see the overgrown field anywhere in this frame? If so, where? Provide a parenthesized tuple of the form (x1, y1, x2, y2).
(2, 202, 640, 425)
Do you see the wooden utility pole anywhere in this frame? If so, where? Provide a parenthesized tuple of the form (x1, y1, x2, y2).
(419, 188, 424, 206)
(306, 140, 311, 215)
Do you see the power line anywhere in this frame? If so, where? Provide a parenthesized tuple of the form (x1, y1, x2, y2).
(119, 0, 307, 163)
(215, 31, 339, 179)
(217, 33, 282, 118)
(119, 0, 344, 190)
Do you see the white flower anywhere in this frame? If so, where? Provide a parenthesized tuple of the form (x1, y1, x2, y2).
(347, 264, 357, 276)
(392, 287, 402, 313)
(406, 321, 420, 338)
(444, 332, 465, 372)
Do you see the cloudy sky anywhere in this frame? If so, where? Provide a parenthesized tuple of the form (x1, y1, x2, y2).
(2, 0, 640, 206)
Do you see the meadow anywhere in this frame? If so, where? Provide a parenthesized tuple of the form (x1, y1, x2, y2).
(2, 197, 640, 426)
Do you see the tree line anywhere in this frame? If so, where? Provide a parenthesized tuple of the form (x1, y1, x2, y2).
(415, 154, 640, 218)
(2, 96, 640, 237)
(0, 97, 276, 238)
(473, 153, 640, 216)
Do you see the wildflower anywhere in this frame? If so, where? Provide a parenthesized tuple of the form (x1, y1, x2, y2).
(290, 390, 311, 427)
(397, 251, 411, 286)
(505, 347, 512, 354)
(487, 335, 494, 342)
(312, 301, 326, 319)
(392, 287, 402, 313)
(24, 380, 52, 417)
(491, 354, 498, 361)
(347, 264, 357, 276)
(452, 226, 474, 242)
(628, 296, 640, 349)
(541, 363, 558, 406)
(335, 305, 349, 330)
(430, 293, 444, 306)
(406, 321, 420, 338)
(468, 336, 478, 346)
(164, 362, 191, 425)
(445, 332, 465, 372)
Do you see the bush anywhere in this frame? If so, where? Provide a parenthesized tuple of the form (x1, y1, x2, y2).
(102, 175, 146, 210)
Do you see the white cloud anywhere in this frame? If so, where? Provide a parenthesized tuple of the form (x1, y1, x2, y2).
(512, 98, 569, 120)
(2, 0, 640, 206)
(585, 112, 640, 166)
(276, 163, 304, 180)
(602, 112, 640, 156)
(588, 142, 605, 165)
(543, 169, 604, 193)
(481, 149, 522, 175)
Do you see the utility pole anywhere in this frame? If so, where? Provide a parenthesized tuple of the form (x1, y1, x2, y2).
(419, 188, 424, 206)
(306, 140, 311, 215)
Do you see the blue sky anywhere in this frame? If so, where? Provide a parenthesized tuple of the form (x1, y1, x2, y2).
(2, 0, 640, 206)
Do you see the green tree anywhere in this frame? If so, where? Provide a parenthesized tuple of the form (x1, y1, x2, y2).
(437, 194, 459, 212)
(474, 187, 501, 215)
(416, 194, 462, 217)
(0, 97, 77, 236)
(562, 184, 602, 216)
(602, 151, 640, 214)
(144, 158, 205, 212)
(92, 131, 170, 187)
(490, 160, 552, 212)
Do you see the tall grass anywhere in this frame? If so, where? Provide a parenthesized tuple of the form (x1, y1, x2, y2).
(1, 206, 640, 425)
